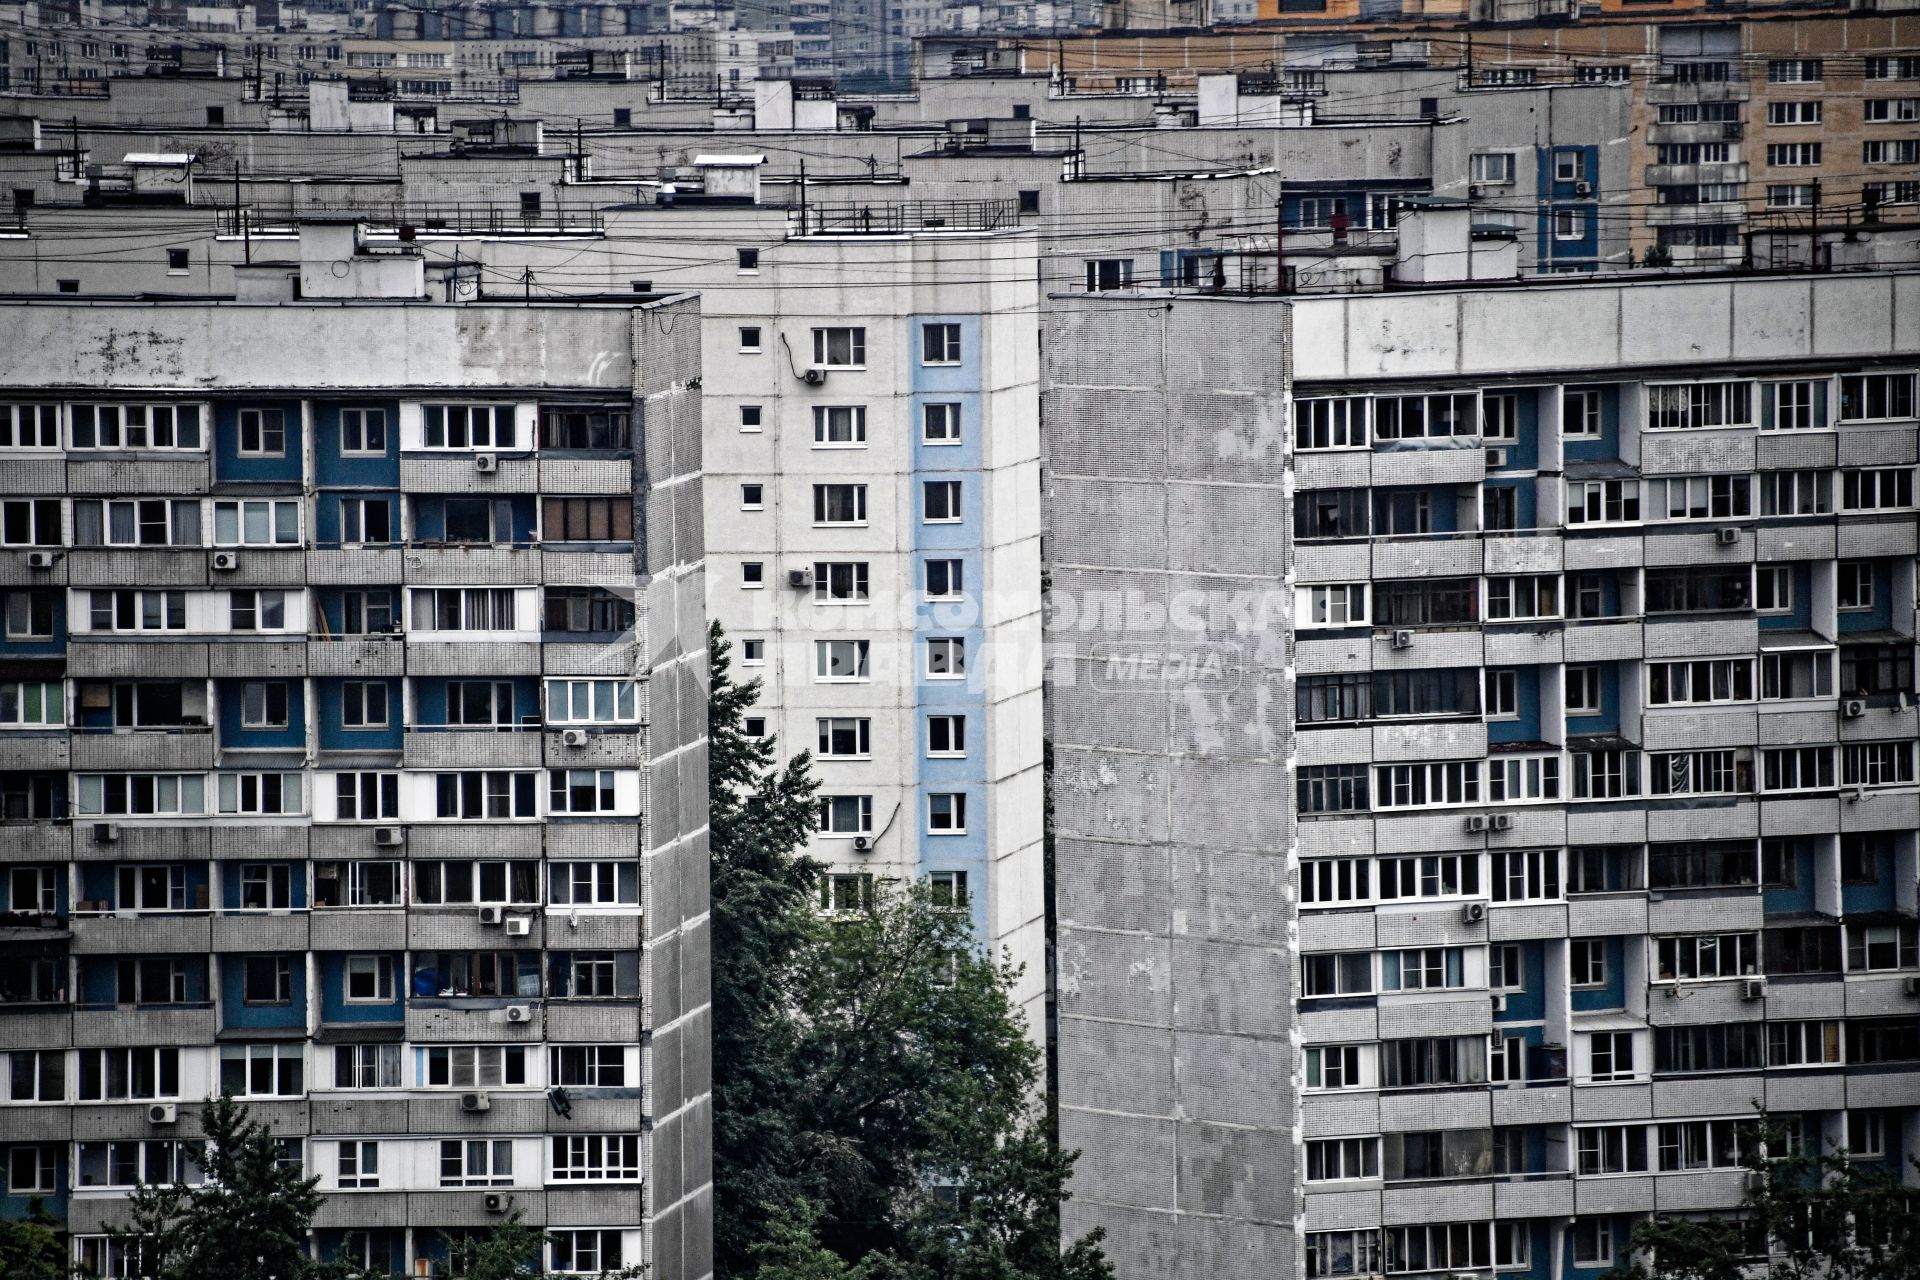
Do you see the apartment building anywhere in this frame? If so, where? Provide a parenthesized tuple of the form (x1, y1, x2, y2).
(698, 206, 1048, 1028)
(1047, 254, 1920, 1279)
(0, 260, 713, 1278)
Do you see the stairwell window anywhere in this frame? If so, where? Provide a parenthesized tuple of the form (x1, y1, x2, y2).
(928, 792, 966, 834)
(923, 480, 962, 523)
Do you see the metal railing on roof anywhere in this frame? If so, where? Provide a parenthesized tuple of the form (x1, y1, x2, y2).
(793, 198, 1021, 235)
(216, 203, 605, 236)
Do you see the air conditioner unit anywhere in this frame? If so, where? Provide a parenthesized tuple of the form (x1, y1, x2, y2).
(1574, 181, 1592, 196)
(1715, 527, 1740, 545)
(1491, 814, 1514, 832)
(1485, 447, 1508, 468)
(25, 550, 58, 569)
(800, 366, 829, 386)
(504, 916, 532, 936)
(561, 728, 589, 748)
(504, 1004, 533, 1023)
(373, 826, 404, 847)
(148, 1103, 177, 1124)
(1392, 629, 1415, 649)
(477, 904, 505, 925)
(1489, 993, 1508, 1013)
(1744, 1169, 1766, 1192)
(483, 1193, 508, 1214)
(211, 551, 240, 571)
(1899, 975, 1920, 997)
(1466, 815, 1490, 833)
(788, 567, 813, 589)
(91, 822, 119, 844)
(1739, 979, 1765, 1001)
(1468, 184, 1481, 199)
(1843, 699, 1867, 719)
(460, 1091, 491, 1112)
(474, 452, 498, 473)
(1464, 901, 1488, 924)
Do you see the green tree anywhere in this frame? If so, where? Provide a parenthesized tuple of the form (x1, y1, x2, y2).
(708, 620, 824, 1277)
(1612, 1114, 1920, 1280)
(0, 1197, 67, 1280)
(111, 1093, 322, 1280)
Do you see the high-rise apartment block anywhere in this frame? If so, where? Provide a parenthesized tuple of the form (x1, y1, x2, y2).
(1049, 262, 1920, 1280)
(0, 278, 712, 1279)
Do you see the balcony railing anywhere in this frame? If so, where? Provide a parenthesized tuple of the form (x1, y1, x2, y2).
(217, 203, 604, 236)
(793, 199, 1021, 236)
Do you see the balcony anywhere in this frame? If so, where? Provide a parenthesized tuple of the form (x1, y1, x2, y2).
(1644, 163, 1749, 188)
(402, 544, 542, 586)
(400, 455, 537, 493)
(308, 636, 406, 677)
(70, 726, 214, 771)
(70, 911, 211, 954)
(67, 548, 208, 588)
(403, 726, 545, 769)
(211, 912, 310, 952)
(308, 908, 406, 951)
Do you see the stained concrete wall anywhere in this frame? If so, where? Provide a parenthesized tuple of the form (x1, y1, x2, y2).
(1043, 293, 1298, 1280)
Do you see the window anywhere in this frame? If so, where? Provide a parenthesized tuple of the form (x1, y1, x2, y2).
(1298, 765, 1369, 814)
(1294, 398, 1367, 451)
(925, 637, 965, 679)
(432, 771, 538, 820)
(1647, 658, 1754, 706)
(1648, 475, 1750, 521)
(548, 862, 639, 908)
(738, 327, 762, 352)
(817, 717, 871, 758)
(76, 773, 206, 816)
(813, 484, 867, 525)
(218, 772, 304, 816)
(739, 405, 763, 432)
(1767, 143, 1822, 166)
(240, 681, 290, 730)
(1563, 479, 1637, 526)
(1766, 100, 1822, 127)
(440, 1138, 514, 1187)
(1380, 947, 1466, 992)
(237, 408, 286, 456)
(1298, 584, 1367, 628)
(1379, 854, 1480, 901)
(921, 401, 962, 444)
(544, 678, 638, 726)
(549, 768, 620, 815)
(1589, 1032, 1635, 1082)
(1562, 388, 1603, 438)
(336, 1140, 380, 1188)
(928, 792, 966, 834)
(1307, 1045, 1363, 1090)
(1760, 474, 1828, 522)
(0, 404, 60, 449)
(811, 561, 869, 604)
(736, 247, 759, 272)
(922, 323, 962, 364)
(1841, 468, 1914, 510)
(75, 1138, 204, 1188)
(421, 404, 515, 449)
(0, 499, 62, 547)
(340, 589, 397, 636)
(1386, 1224, 1491, 1274)
(1656, 932, 1759, 982)
(1768, 58, 1823, 83)
(333, 772, 400, 822)
(230, 589, 290, 633)
(1648, 381, 1751, 431)
(924, 480, 962, 522)
(1844, 740, 1916, 788)
(1374, 394, 1475, 441)
(1305, 1137, 1378, 1182)
(1867, 56, 1920, 80)
(1485, 576, 1558, 620)
(1469, 152, 1514, 185)
(739, 639, 766, 666)
(220, 1042, 303, 1096)
(4, 590, 55, 639)
(815, 639, 869, 682)
(1865, 97, 1920, 122)
(344, 955, 395, 1002)
(551, 1230, 626, 1275)
(551, 1134, 642, 1181)
(1576, 1127, 1648, 1176)
(1840, 372, 1916, 421)
(818, 795, 874, 836)
(8, 866, 58, 914)
(0, 681, 63, 727)
(1302, 952, 1373, 998)
(1838, 562, 1876, 611)
(1570, 939, 1608, 989)
(71, 498, 199, 547)
(1492, 849, 1560, 902)
(7, 1049, 64, 1101)
(1489, 944, 1522, 991)
(1553, 207, 1586, 241)
(331, 1042, 401, 1088)
(243, 955, 293, 1006)
(423, 1045, 529, 1088)
(813, 405, 866, 446)
(1865, 140, 1920, 165)
(8, 1145, 57, 1194)
(1769, 1020, 1843, 1068)
(550, 1045, 627, 1088)
(1645, 568, 1750, 613)
(412, 587, 519, 631)
(70, 403, 203, 451)
(1484, 669, 1518, 721)
(76, 1048, 179, 1101)
(213, 499, 300, 546)
(811, 327, 866, 367)
(1085, 258, 1133, 291)
(340, 407, 388, 454)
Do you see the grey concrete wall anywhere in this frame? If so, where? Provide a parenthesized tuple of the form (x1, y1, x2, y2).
(1043, 293, 1297, 1280)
